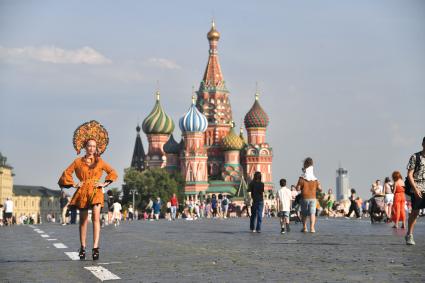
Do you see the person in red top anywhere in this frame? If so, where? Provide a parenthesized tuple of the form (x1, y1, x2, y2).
(170, 193, 179, 220)
(391, 171, 406, 229)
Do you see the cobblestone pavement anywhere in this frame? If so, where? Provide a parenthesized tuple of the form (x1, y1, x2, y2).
(0, 217, 424, 282)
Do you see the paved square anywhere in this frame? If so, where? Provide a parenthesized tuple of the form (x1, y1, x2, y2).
(0, 217, 424, 282)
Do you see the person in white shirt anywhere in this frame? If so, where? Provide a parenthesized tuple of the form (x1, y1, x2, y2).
(276, 179, 292, 234)
(112, 200, 122, 227)
(0, 204, 4, 226)
(4, 197, 14, 226)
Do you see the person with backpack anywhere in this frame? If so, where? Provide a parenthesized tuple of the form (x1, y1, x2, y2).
(221, 195, 229, 219)
(405, 137, 425, 245)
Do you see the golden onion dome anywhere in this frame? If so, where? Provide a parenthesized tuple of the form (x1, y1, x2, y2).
(207, 20, 220, 41)
(222, 124, 244, 151)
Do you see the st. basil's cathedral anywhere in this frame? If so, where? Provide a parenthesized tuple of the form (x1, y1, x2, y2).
(131, 22, 273, 199)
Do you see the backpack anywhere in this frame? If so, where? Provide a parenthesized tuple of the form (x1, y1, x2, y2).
(405, 152, 421, 196)
(222, 199, 228, 206)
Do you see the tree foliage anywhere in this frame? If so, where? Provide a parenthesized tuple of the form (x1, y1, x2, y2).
(123, 167, 184, 210)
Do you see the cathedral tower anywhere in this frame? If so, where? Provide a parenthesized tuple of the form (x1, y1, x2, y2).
(142, 91, 175, 168)
(130, 124, 146, 171)
(180, 96, 209, 198)
(196, 21, 233, 179)
(243, 92, 273, 191)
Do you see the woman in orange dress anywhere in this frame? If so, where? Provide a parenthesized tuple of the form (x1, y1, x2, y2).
(58, 120, 117, 260)
(391, 171, 406, 229)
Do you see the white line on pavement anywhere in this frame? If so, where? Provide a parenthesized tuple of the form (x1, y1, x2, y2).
(84, 266, 121, 281)
(98, 262, 123, 265)
(36, 230, 44, 234)
(40, 234, 49, 238)
(53, 243, 68, 249)
(47, 238, 58, 241)
(64, 252, 80, 261)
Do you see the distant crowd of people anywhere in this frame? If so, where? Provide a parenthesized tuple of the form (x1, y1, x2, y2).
(6, 137, 425, 248)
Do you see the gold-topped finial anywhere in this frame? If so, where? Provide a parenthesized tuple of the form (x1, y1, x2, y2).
(255, 81, 260, 101)
(230, 120, 235, 128)
(155, 90, 160, 101)
(207, 19, 220, 41)
(191, 85, 197, 104)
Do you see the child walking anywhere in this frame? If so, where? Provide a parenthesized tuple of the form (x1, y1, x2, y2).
(276, 179, 292, 234)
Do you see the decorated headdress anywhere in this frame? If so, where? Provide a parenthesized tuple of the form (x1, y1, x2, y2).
(73, 120, 109, 155)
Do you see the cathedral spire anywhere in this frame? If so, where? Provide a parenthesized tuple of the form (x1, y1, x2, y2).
(131, 124, 146, 171)
(202, 20, 224, 89)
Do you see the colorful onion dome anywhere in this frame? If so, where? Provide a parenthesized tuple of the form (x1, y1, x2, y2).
(244, 92, 269, 128)
(179, 96, 208, 133)
(142, 91, 175, 135)
(207, 20, 220, 41)
(222, 124, 244, 151)
(163, 134, 180, 154)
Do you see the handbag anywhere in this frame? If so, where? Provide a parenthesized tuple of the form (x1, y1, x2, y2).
(404, 152, 421, 196)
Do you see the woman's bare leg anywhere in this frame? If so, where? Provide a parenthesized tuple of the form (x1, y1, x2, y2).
(108, 211, 112, 224)
(92, 205, 101, 248)
(79, 209, 89, 247)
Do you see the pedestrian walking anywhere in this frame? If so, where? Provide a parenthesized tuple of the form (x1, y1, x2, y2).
(248, 171, 265, 233)
(211, 194, 218, 218)
(153, 197, 162, 220)
(0, 204, 4, 226)
(60, 191, 69, 225)
(384, 177, 394, 221)
(222, 195, 229, 218)
(112, 199, 122, 226)
(345, 189, 361, 219)
(391, 171, 406, 229)
(276, 179, 291, 234)
(106, 190, 114, 224)
(324, 188, 335, 217)
(58, 121, 118, 260)
(405, 137, 425, 245)
(128, 204, 134, 221)
(170, 193, 178, 220)
(296, 157, 321, 233)
(145, 197, 154, 220)
(4, 197, 14, 226)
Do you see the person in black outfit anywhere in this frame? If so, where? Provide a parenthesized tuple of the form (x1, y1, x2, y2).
(248, 172, 265, 233)
(106, 190, 114, 224)
(345, 188, 360, 218)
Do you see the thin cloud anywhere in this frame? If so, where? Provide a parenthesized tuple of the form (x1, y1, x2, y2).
(0, 45, 112, 65)
(147, 57, 181, 70)
(390, 122, 415, 147)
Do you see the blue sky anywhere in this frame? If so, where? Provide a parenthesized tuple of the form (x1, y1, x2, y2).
(1, 0, 424, 198)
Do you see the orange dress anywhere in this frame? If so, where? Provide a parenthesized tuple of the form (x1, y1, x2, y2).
(58, 157, 117, 209)
(392, 184, 406, 225)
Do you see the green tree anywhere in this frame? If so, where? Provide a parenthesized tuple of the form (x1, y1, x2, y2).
(123, 167, 184, 210)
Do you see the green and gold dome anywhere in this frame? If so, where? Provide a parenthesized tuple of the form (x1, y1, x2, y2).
(142, 91, 175, 135)
(222, 124, 244, 151)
